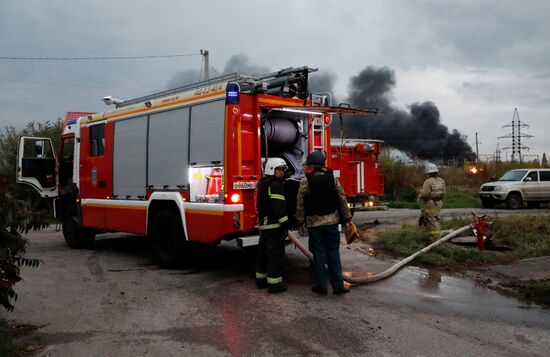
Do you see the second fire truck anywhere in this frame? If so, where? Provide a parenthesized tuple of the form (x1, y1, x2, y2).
(330, 138, 385, 210)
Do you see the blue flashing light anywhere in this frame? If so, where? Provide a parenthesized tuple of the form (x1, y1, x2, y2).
(226, 82, 240, 104)
(67, 119, 77, 125)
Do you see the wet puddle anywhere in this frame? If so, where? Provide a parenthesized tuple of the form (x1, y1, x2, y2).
(355, 266, 550, 328)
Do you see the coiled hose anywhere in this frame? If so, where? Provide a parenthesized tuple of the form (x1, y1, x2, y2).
(287, 225, 472, 285)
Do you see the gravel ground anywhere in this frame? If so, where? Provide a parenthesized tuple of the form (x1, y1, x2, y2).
(6, 207, 550, 356)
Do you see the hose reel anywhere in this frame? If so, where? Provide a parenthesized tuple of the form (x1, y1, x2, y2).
(263, 118, 299, 150)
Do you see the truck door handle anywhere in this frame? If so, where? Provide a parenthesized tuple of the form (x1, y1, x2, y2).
(99, 181, 106, 188)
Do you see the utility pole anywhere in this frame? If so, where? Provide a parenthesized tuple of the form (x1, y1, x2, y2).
(499, 108, 532, 162)
(495, 140, 502, 163)
(200, 49, 209, 80)
(475, 132, 479, 162)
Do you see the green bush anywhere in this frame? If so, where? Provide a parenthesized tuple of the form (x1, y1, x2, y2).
(0, 190, 45, 311)
(0, 121, 59, 311)
(379, 151, 545, 207)
(379, 155, 423, 201)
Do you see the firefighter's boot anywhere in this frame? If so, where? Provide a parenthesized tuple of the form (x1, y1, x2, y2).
(268, 283, 287, 294)
(256, 278, 267, 289)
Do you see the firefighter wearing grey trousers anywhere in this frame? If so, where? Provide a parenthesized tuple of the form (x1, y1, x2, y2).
(255, 158, 289, 294)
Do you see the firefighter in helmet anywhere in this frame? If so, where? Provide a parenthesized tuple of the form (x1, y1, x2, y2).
(255, 157, 290, 293)
(296, 150, 352, 295)
(418, 163, 446, 241)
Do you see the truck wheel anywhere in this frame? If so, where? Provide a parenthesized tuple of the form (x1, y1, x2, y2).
(481, 198, 494, 208)
(62, 205, 95, 248)
(505, 193, 522, 209)
(150, 210, 186, 268)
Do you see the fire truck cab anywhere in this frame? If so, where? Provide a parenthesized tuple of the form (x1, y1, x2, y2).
(16, 67, 377, 267)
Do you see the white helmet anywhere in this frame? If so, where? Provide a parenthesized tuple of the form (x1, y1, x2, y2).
(425, 163, 438, 174)
(264, 158, 287, 176)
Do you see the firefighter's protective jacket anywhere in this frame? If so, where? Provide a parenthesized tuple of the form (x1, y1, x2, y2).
(418, 176, 446, 202)
(418, 176, 446, 220)
(296, 170, 352, 228)
(257, 176, 289, 230)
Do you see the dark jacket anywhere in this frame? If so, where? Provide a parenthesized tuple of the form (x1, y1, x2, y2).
(257, 176, 289, 231)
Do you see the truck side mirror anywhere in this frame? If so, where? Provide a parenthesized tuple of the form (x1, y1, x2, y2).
(524, 177, 532, 182)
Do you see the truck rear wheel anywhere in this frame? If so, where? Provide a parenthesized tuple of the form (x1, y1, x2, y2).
(505, 193, 522, 209)
(62, 205, 95, 248)
(150, 209, 186, 268)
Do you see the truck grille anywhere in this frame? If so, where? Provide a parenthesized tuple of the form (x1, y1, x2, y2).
(481, 186, 494, 192)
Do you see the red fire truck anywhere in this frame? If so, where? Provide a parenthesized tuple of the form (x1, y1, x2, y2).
(330, 138, 385, 210)
(17, 67, 377, 266)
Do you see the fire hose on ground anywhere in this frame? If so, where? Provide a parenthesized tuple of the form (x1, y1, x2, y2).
(287, 224, 474, 285)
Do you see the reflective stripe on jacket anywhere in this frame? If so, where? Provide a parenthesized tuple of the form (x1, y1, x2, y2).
(257, 176, 289, 231)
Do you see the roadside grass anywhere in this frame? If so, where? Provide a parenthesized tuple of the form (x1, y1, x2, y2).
(443, 190, 482, 209)
(491, 215, 550, 258)
(378, 214, 550, 269)
(500, 279, 550, 306)
(378, 215, 550, 305)
(378, 224, 500, 269)
(386, 201, 419, 209)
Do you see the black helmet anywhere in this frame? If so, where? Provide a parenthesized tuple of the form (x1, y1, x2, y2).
(306, 150, 325, 168)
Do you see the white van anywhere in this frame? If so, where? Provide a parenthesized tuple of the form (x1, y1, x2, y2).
(478, 168, 550, 209)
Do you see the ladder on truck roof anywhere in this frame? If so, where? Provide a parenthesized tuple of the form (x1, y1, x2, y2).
(116, 66, 318, 108)
(117, 73, 245, 108)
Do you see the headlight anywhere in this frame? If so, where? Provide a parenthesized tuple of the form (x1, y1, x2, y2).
(493, 185, 503, 191)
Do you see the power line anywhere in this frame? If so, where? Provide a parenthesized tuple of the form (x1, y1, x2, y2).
(209, 64, 220, 76)
(0, 76, 163, 91)
(0, 53, 201, 61)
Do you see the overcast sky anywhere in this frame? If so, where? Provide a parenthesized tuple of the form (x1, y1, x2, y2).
(1, 0, 549, 159)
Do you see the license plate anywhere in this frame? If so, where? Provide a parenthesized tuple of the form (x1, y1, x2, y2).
(233, 181, 256, 190)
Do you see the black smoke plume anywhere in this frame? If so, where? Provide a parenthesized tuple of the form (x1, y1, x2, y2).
(167, 54, 271, 88)
(340, 66, 474, 161)
(165, 58, 473, 161)
(222, 54, 270, 76)
(166, 69, 201, 89)
(308, 70, 337, 97)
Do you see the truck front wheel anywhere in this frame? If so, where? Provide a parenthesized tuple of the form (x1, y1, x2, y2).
(62, 205, 95, 248)
(150, 210, 186, 268)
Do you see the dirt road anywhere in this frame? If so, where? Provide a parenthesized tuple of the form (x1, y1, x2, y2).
(354, 206, 550, 226)
(7, 208, 550, 356)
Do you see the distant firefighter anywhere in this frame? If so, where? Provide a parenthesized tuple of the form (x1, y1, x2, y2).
(418, 163, 446, 241)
